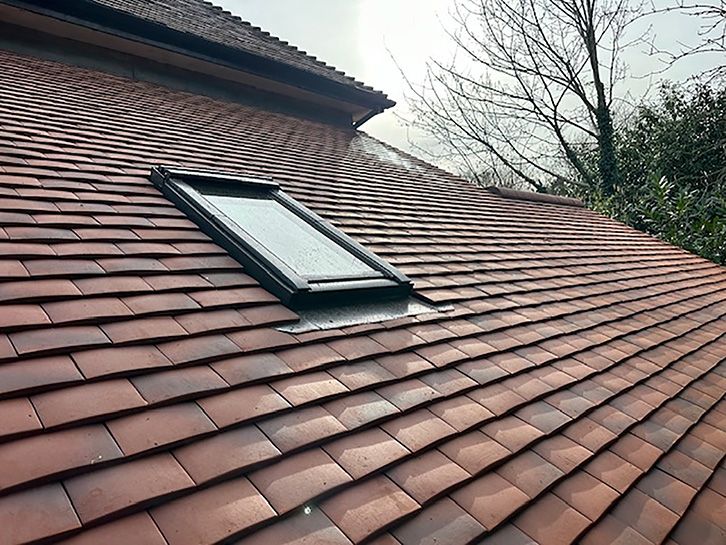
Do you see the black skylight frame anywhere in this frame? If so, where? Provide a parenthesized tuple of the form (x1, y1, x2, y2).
(150, 166, 412, 309)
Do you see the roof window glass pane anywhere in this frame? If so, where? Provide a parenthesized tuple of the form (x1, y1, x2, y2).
(198, 186, 375, 279)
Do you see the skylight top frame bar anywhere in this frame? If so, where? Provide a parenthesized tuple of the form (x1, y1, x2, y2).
(153, 166, 279, 190)
(150, 166, 412, 308)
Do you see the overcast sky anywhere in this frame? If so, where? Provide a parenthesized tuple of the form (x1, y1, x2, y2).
(219, 1, 721, 158)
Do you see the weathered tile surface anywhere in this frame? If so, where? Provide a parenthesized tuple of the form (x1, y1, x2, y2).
(0, 19, 725, 544)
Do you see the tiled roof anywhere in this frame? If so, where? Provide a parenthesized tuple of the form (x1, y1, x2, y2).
(0, 49, 725, 545)
(87, 0, 389, 100)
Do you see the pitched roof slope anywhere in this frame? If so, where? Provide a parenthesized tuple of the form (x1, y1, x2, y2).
(88, 0, 387, 98)
(0, 49, 725, 545)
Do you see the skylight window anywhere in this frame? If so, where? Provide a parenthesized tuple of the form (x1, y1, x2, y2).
(151, 166, 412, 308)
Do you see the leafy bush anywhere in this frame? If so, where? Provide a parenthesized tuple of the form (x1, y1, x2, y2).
(570, 82, 726, 264)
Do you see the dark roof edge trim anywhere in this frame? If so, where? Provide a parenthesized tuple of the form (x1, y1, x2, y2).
(486, 186, 585, 207)
(4, 0, 395, 114)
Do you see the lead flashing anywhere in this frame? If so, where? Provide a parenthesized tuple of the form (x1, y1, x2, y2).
(486, 186, 585, 207)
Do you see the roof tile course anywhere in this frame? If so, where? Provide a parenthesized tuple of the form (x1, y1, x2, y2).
(0, 45, 725, 545)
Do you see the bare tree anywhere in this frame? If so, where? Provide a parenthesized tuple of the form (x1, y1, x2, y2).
(405, 0, 646, 194)
(649, 1, 725, 80)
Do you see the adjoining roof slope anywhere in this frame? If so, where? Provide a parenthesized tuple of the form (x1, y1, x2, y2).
(2, 0, 393, 112)
(92, 0, 382, 91)
(0, 50, 725, 545)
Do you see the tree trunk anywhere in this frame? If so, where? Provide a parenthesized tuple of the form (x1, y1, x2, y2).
(584, 0, 621, 196)
(596, 104, 620, 195)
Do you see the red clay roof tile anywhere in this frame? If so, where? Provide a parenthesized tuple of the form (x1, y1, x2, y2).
(100, 316, 187, 343)
(157, 334, 241, 365)
(188, 287, 277, 308)
(451, 472, 530, 530)
(10, 325, 110, 356)
(513, 493, 591, 544)
(0, 304, 50, 329)
(419, 368, 477, 396)
(320, 476, 419, 543)
(24, 259, 105, 277)
(0, 354, 82, 396)
(429, 396, 495, 431)
(323, 391, 398, 429)
(328, 359, 397, 390)
(381, 409, 456, 452)
(0, 484, 81, 544)
(210, 352, 293, 385)
(0, 397, 42, 438)
(42, 297, 133, 324)
(227, 327, 298, 352)
(0, 425, 122, 491)
(273, 371, 349, 407)
(174, 308, 252, 335)
(635, 468, 697, 516)
(249, 447, 352, 513)
(497, 451, 565, 498)
(611, 432, 666, 471)
(323, 427, 409, 480)
(481, 416, 545, 452)
(610, 488, 681, 544)
(72, 345, 173, 378)
(438, 430, 510, 475)
(107, 403, 216, 455)
(370, 330, 427, 353)
(553, 470, 619, 521)
(579, 514, 653, 545)
(478, 525, 539, 544)
(563, 416, 618, 452)
(122, 292, 200, 315)
(532, 435, 592, 473)
(31, 379, 146, 428)
(274, 344, 343, 372)
(468, 382, 526, 415)
(239, 304, 299, 327)
(392, 497, 484, 545)
(588, 404, 637, 434)
(150, 477, 276, 545)
(516, 401, 573, 433)
(64, 453, 195, 523)
(377, 379, 441, 411)
(257, 405, 346, 453)
(366, 533, 403, 545)
(585, 451, 643, 493)
(376, 352, 433, 378)
(658, 450, 712, 489)
(197, 384, 290, 429)
(387, 449, 470, 504)
(55, 512, 167, 545)
(326, 336, 387, 361)
(669, 509, 726, 544)
(235, 508, 352, 545)
(174, 425, 280, 485)
(130, 365, 227, 404)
